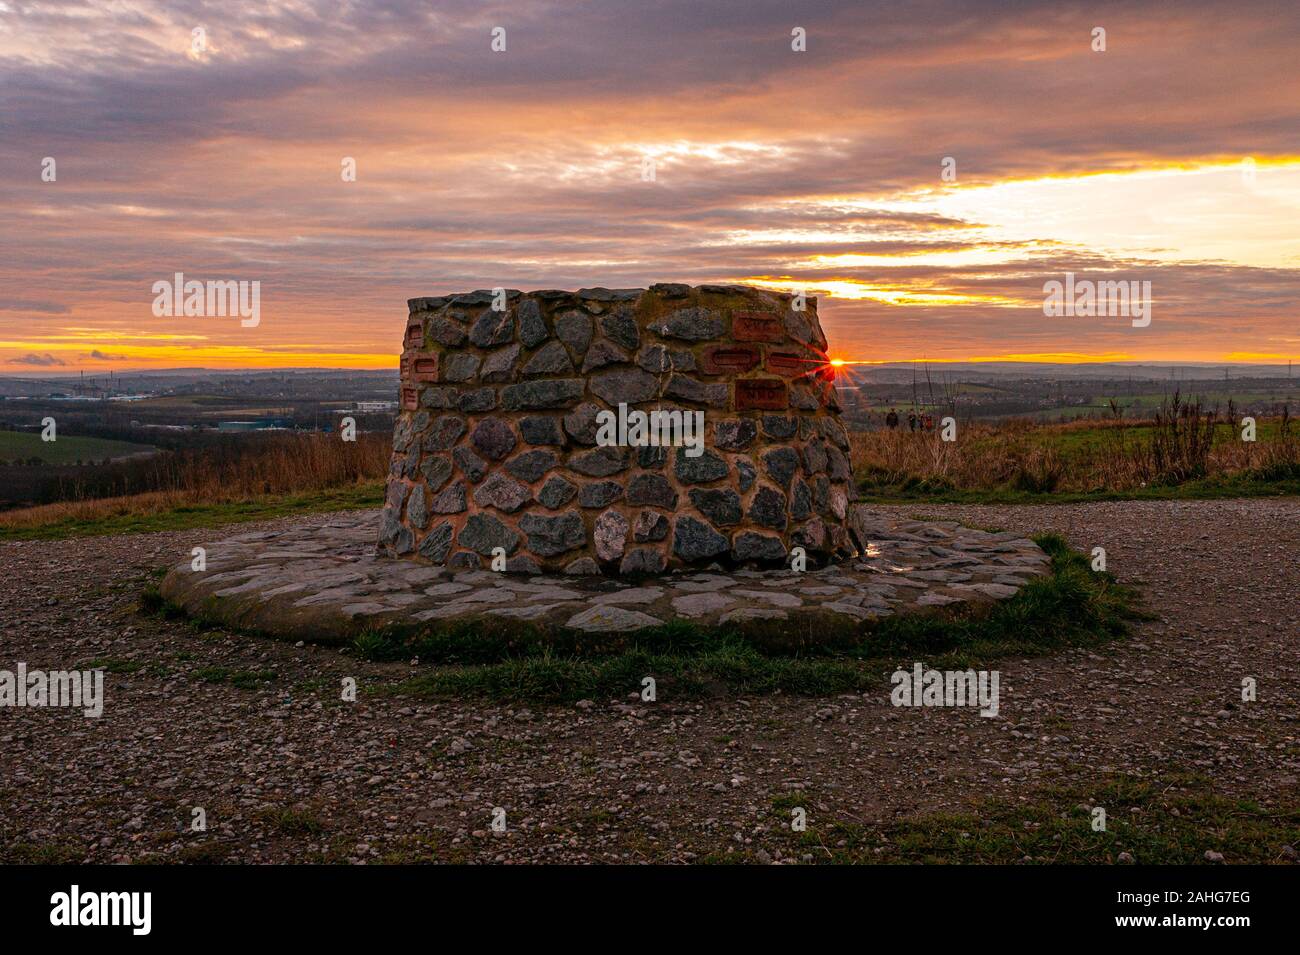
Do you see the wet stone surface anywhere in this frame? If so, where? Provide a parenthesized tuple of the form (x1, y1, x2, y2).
(160, 507, 1050, 641)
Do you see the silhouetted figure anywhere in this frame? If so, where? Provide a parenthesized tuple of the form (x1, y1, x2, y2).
(922, 413, 934, 432)
(908, 412, 917, 432)
(885, 408, 899, 429)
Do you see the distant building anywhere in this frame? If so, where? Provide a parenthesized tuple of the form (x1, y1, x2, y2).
(217, 418, 291, 432)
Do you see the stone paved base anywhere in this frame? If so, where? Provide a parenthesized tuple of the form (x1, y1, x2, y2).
(158, 508, 1050, 642)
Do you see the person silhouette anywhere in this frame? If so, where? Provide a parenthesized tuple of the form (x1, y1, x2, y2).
(885, 408, 899, 429)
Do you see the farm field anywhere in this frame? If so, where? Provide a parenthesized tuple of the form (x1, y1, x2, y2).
(1036, 391, 1299, 420)
(0, 430, 154, 465)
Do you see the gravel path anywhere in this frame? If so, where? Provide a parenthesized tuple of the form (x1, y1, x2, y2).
(1, 497, 1296, 863)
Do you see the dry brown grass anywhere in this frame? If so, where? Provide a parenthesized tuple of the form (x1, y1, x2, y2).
(851, 421, 1070, 492)
(851, 398, 1298, 495)
(0, 489, 230, 529)
(0, 432, 390, 531)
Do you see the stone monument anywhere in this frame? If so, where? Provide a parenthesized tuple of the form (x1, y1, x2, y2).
(378, 284, 857, 574)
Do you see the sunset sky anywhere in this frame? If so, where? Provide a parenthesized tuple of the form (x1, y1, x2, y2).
(1, 0, 1298, 372)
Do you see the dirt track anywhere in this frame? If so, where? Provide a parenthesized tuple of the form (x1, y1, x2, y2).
(2, 497, 1297, 863)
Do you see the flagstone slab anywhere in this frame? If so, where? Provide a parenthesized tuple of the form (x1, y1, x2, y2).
(157, 507, 1050, 643)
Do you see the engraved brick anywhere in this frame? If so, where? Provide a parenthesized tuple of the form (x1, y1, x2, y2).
(735, 378, 788, 411)
(732, 311, 784, 343)
(701, 345, 760, 374)
(411, 355, 439, 382)
(765, 350, 815, 377)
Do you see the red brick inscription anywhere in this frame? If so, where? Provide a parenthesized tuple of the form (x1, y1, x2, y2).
(702, 345, 760, 374)
(735, 377, 788, 410)
(732, 311, 785, 343)
(765, 350, 817, 377)
(401, 387, 419, 410)
(412, 356, 439, 381)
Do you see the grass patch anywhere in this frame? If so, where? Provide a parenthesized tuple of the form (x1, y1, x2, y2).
(779, 774, 1299, 864)
(138, 583, 182, 619)
(395, 644, 880, 703)
(257, 806, 326, 836)
(0, 481, 383, 541)
(858, 472, 1300, 505)
(373, 834, 469, 864)
(0, 841, 85, 865)
(374, 535, 1143, 704)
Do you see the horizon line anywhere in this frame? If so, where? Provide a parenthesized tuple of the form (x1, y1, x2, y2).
(2, 357, 1297, 378)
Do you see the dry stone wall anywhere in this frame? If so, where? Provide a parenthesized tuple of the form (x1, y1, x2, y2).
(379, 283, 857, 574)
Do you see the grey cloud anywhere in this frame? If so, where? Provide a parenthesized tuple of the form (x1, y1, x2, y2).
(10, 352, 66, 366)
(0, 299, 70, 313)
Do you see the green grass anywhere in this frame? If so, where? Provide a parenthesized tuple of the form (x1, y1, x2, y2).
(0, 430, 153, 465)
(0, 841, 85, 864)
(131, 393, 288, 410)
(0, 481, 384, 541)
(1021, 420, 1285, 457)
(1104, 390, 1300, 410)
(770, 774, 1299, 864)
(858, 471, 1300, 505)
(369, 535, 1143, 704)
(257, 806, 326, 836)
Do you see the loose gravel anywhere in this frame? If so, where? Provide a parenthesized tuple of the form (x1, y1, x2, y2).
(1, 497, 1296, 863)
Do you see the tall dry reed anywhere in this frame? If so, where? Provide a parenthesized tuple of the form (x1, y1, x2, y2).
(851, 396, 1297, 494)
(0, 432, 391, 530)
